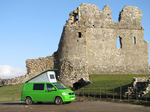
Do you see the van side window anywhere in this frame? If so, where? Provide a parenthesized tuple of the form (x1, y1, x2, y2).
(46, 84, 54, 91)
(33, 84, 44, 90)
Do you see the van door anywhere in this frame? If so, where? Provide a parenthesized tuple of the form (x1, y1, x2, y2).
(33, 83, 45, 101)
(43, 83, 57, 102)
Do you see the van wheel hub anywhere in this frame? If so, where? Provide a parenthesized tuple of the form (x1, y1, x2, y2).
(25, 97, 32, 105)
(55, 97, 62, 105)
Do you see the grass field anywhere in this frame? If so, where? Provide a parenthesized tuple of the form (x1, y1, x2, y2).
(0, 74, 150, 102)
(0, 84, 23, 102)
(74, 74, 150, 96)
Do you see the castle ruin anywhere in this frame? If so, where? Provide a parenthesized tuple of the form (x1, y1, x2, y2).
(55, 3, 149, 86)
(1, 3, 149, 87)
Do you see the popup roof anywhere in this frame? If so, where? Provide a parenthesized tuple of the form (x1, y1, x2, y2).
(26, 68, 57, 83)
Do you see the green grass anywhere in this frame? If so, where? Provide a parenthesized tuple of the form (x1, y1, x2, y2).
(0, 84, 23, 102)
(0, 74, 150, 102)
(75, 74, 150, 96)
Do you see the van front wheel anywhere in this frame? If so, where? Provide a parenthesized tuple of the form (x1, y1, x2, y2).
(55, 97, 63, 105)
(25, 97, 32, 105)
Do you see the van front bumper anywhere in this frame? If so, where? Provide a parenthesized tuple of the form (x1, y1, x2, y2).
(62, 95, 76, 102)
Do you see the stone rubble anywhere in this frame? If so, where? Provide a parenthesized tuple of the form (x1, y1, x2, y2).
(126, 77, 150, 98)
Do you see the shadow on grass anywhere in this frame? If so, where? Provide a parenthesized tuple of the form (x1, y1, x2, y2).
(109, 83, 132, 95)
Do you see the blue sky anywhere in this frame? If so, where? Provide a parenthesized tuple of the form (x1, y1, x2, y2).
(0, 0, 150, 78)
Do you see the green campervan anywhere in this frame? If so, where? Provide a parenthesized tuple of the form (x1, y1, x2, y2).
(21, 69, 75, 105)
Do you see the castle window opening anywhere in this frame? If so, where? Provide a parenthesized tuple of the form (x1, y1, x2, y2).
(92, 25, 95, 27)
(82, 10, 86, 13)
(117, 36, 122, 49)
(133, 37, 136, 44)
(78, 32, 82, 38)
(76, 14, 78, 21)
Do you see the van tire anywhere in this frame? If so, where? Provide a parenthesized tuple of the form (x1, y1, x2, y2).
(54, 97, 63, 105)
(25, 97, 32, 105)
(37, 102, 42, 104)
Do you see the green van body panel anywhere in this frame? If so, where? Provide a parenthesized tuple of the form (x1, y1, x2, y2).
(21, 82, 75, 103)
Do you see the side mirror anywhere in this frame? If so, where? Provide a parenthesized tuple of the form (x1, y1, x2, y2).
(52, 87, 56, 91)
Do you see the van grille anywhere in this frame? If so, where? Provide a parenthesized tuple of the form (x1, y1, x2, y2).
(69, 93, 74, 95)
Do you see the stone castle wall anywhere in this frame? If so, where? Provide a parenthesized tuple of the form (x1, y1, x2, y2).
(87, 28, 148, 74)
(26, 56, 55, 78)
(85, 5, 149, 74)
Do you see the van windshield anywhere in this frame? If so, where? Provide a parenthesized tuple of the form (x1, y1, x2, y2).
(53, 82, 67, 89)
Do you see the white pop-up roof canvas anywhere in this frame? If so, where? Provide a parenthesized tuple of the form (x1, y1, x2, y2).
(26, 69, 57, 83)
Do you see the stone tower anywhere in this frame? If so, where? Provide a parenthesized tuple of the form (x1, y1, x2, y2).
(55, 3, 149, 86)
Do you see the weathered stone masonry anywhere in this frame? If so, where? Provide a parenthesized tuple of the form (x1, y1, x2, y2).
(26, 56, 54, 78)
(0, 3, 149, 87)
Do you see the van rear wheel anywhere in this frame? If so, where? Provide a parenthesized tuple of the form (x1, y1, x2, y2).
(25, 97, 32, 105)
(55, 97, 63, 105)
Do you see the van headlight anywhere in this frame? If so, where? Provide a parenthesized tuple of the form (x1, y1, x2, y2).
(62, 93, 68, 95)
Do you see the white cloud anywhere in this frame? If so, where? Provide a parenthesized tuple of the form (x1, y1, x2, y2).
(0, 65, 26, 79)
